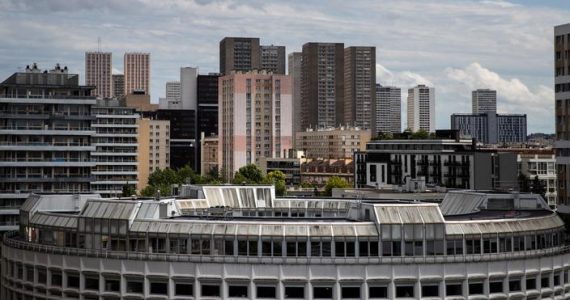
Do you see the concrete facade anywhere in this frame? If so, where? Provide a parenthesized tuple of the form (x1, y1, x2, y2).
(124, 52, 150, 95)
(288, 52, 303, 147)
(136, 118, 170, 191)
(407, 85, 435, 132)
(260, 45, 286, 75)
(451, 113, 527, 145)
(296, 126, 371, 159)
(344, 46, 376, 134)
(219, 37, 261, 75)
(376, 84, 401, 135)
(472, 89, 497, 114)
(112, 74, 124, 98)
(85, 52, 112, 98)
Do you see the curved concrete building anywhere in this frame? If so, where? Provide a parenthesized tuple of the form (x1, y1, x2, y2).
(1, 186, 569, 300)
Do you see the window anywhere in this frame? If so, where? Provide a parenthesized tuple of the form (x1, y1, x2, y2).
(37, 267, 47, 285)
(229, 285, 248, 297)
(105, 278, 120, 292)
(85, 277, 99, 290)
(446, 283, 462, 296)
(342, 287, 361, 299)
(284, 286, 304, 299)
(175, 283, 193, 296)
(422, 284, 439, 297)
(541, 276, 550, 288)
(126, 280, 143, 293)
(313, 286, 333, 299)
(202, 284, 220, 297)
(395, 285, 414, 298)
(150, 282, 168, 295)
(469, 282, 483, 295)
(526, 277, 536, 290)
(509, 279, 521, 292)
(369, 286, 388, 298)
(51, 271, 62, 287)
(67, 273, 79, 288)
(489, 281, 503, 293)
(257, 286, 276, 298)
(25, 265, 34, 282)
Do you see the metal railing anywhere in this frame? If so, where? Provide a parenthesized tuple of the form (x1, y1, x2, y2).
(4, 232, 570, 265)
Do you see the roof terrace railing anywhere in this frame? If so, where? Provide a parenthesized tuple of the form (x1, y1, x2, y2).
(4, 231, 570, 265)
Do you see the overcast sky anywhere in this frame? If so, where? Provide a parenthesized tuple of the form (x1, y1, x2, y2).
(0, 0, 568, 133)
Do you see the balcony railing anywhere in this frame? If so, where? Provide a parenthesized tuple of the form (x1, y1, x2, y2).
(3, 232, 570, 266)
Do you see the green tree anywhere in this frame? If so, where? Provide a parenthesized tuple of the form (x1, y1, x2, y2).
(411, 129, 429, 139)
(265, 170, 286, 196)
(324, 176, 351, 196)
(531, 175, 546, 197)
(176, 165, 196, 184)
(121, 184, 136, 197)
(233, 164, 265, 184)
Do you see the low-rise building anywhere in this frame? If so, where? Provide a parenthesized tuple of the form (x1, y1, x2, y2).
(259, 157, 301, 185)
(301, 158, 354, 185)
(296, 126, 370, 159)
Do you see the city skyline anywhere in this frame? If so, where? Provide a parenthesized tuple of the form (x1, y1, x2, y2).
(0, 0, 569, 133)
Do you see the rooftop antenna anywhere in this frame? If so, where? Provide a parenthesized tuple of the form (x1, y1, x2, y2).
(97, 37, 101, 52)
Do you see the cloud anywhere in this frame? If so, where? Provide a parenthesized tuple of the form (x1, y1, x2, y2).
(376, 63, 433, 88)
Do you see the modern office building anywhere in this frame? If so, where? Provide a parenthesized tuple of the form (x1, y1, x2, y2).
(355, 139, 518, 190)
(124, 52, 150, 95)
(91, 99, 139, 198)
(85, 52, 112, 98)
(0, 63, 96, 232)
(296, 126, 371, 159)
(554, 23, 570, 211)
(159, 81, 181, 109)
(288, 52, 302, 146)
(136, 118, 170, 191)
(301, 42, 345, 130)
(112, 74, 124, 98)
(196, 73, 220, 173)
(218, 70, 293, 180)
(219, 37, 261, 75)
(4, 185, 569, 300)
(260, 45, 286, 75)
(451, 113, 527, 145)
(376, 84, 401, 135)
(407, 85, 435, 132)
(472, 89, 497, 114)
(152, 109, 196, 170)
(344, 46, 376, 133)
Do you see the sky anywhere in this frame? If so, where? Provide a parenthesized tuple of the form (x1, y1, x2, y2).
(0, 0, 568, 133)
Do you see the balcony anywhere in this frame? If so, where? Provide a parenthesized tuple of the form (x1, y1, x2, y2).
(0, 175, 95, 183)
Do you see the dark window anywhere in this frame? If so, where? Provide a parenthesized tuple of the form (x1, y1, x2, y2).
(67, 274, 79, 288)
(284, 286, 304, 299)
(541, 276, 550, 288)
(446, 284, 462, 296)
(202, 284, 220, 297)
(257, 286, 276, 298)
(526, 278, 536, 290)
(225, 240, 234, 255)
(370, 241, 379, 256)
(175, 283, 193, 296)
(150, 282, 168, 295)
(249, 240, 258, 256)
(25, 266, 34, 282)
(422, 284, 439, 297)
(51, 272, 62, 287)
(126, 281, 143, 293)
(311, 242, 321, 256)
(322, 242, 331, 256)
(85, 277, 99, 290)
(369, 286, 388, 298)
(229, 285, 248, 297)
(509, 279, 521, 292)
(469, 283, 483, 295)
(287, 242, 297, 257)
(238, 240, 248, 255)
(554, 274, 560, 286)
(313, 287, 333, 299)
(346, 242, 355, 257)
(342, 287, 360, 298)
(105, 279, 120, 292)
(395, 285, 414, 298)
(335, 242, 345, 257)
(489, 281, 503, 293)
(37, 268, 47, 285)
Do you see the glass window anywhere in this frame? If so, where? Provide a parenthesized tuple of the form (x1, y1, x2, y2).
(422, 284, 439, 297)
(257, 286, 276, 298)
(150, 282, 168, 295)
(175, 283, 193, 296)
(469, 282, 483, 295)
(229, 285, 248, 297)
(67, 273, 79, 289)
(85, 277, 99, 290)
(526, 277, 536, 290)
(104, 278, 120, 292)
(51, 271, 62, 287)
(284, 286, 305, 299)
(37, 267, 47, 285)
(202, 284, 220, 297)
(508, 279, 521, 292)
(541, 276, 550, 288)
(446, 283, 462, 296)
(369, 286, 388, 298)
(489, 281, 503, 293)
(395, 285, 414, 298)
(126, 280, 143, 293)
(341, 286, 360, 299)
(313, 286, 333, 299)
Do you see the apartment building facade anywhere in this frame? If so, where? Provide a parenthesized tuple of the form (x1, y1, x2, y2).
(296, 126, 371, 159)
(124, 52, 150, 95)
(376, 84, 401, 135)
(344, 46, 376, 133)
(85, 52, 112, 98)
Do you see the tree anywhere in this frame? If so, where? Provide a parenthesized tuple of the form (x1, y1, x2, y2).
(518, 173, 530, 192)
(324, 176, 351, 196)
(265, 170, 286, 196)
(411, 129, 429, 139)
(531, 175, 546, 197)
(233, 164, 265, 184)
(121, 184, 136, 197)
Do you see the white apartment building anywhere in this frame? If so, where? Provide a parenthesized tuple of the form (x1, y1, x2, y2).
(472, 89, 497, 114)
(407, 84, 435, 132)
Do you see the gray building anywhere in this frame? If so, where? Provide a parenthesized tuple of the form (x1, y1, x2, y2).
(555, 23, 570, 212)
(261, 45, 286, 74)
(112, 74, 124, 98)
(288, 52, 302, 146)
(219, 37, 261, 75)
(451, 113, 527, 145)
(0, 63, 96, 231)
(472, 89, 497, 114)
(91, 99, 139, 198)
(301, 42, 345, 130)
(355, 139, 518, 190)
(344, 46, 376, 133)
(376, 84, 401, 135)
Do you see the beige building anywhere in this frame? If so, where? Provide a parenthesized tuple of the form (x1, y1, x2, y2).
(218, 70, 293, 180)
(125, 93, 158, 112)
(124, 52, 150, 95)
(85, 52, 112, 98)
(137, 118, 170, 191)
(296, 126, 371, 159)
(200, 134, 219, 177)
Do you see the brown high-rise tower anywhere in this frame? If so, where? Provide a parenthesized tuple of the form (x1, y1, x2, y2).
(219, 37, 261, 74)
(85, 52, 112, 98)
(344, 46, 376, 134)
(124, 52, 150, 95)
